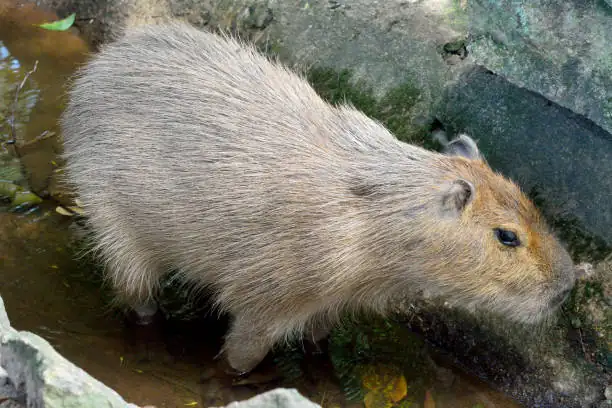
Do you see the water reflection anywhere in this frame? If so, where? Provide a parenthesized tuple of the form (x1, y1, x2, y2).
(0, 42, 9, 58)
(0, 41, 20, 70)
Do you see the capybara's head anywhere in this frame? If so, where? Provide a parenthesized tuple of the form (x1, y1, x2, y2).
(410, 135, 577, 324)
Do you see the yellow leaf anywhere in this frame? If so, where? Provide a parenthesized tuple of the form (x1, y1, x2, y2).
(363, 370, 384, 391)
(67, 206, 85, 215)
(385, 375, 407, 403)
(184, 402, 198, 406)
(423, 390, 435, 408)
(55, 206, 73, 216)
(364, 391, 393, 408)
(362, 365, 407, 397)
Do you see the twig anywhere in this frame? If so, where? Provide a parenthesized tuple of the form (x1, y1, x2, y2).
(5, 60, 39, 157)
(577, 328, 589, 362)
(20, 130, 56, 148)
(0, 396, 19, 406)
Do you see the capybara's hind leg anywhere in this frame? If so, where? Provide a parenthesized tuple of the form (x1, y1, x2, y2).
(109, 261, 162, 326)
(128, 301, 159, 326)
(100, 241, 164, 326)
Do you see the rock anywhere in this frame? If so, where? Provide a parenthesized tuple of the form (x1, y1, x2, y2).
(169, 0, 210, 28)
(468, 0, 612, 135)
(434, 66, 612, 261)
(399, 298, 609, 408)
(396, 255, 611, 408)
(212, 388, 321, 408)
(0, 295, 140, 408)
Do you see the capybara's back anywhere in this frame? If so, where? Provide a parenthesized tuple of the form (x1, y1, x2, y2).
(61, 22, 577, 374)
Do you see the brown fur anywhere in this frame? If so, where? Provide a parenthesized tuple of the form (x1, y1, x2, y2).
(59, 21, 577, 374)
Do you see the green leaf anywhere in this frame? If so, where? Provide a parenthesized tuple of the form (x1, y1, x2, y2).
(37, 13, 76, 31)
(11, 190, 43, 206)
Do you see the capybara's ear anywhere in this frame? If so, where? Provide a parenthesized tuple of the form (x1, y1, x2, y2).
(441, 179, 475, 216)
(443, 134, 482, 161)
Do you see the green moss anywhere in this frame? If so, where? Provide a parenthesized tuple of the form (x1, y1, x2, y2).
(550, 216, 611, 262)
(528, 187, 611, 262)
(306, 68, 379, 116)
(327, 314, 433, 402)
(442, 38, 467, 54)
(562, 268, 611, 371)
(305, 68, 431, 147)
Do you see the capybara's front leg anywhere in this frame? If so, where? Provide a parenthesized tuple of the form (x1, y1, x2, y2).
(222, 312, 277, 375)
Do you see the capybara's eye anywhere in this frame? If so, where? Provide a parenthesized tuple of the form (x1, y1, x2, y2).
(494, 228, 521, 247)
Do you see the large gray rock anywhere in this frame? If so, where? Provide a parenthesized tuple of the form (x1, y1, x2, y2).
(0, 295, 139, 408)
(434, 66, 612, 261)
(468, 0, 612, 135)
(213, 388, 321, 408)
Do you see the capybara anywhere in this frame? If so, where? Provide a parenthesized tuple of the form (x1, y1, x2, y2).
(60, 22, 577, 374)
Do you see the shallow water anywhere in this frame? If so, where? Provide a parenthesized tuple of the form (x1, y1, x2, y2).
(0, 2, 524, 407)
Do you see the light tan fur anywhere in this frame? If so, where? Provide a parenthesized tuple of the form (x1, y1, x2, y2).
(60, 22, 576, 374)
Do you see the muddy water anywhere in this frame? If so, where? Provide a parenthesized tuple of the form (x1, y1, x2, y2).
(0, 2, 523, 407)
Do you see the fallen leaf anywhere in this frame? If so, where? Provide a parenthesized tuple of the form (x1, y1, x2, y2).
(55, 206, 73, 216)
(386, 375, 407, 403)
(423, 390, 435, 408)
(67, 206, 84, 215)
(37, 13, 76, 31)
(364, 391, 393, 408)
(362, 365, 409, 407)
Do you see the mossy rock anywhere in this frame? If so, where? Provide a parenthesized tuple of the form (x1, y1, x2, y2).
(305, 68, 433, 148)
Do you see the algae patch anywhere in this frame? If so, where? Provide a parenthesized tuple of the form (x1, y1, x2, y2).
(305, 68, 431, 147)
